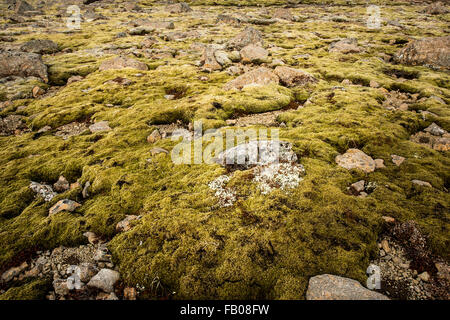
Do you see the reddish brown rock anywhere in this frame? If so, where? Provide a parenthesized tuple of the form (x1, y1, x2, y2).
(274, 66, 317, 87)
(335, 149, 376, 173)
(224, 67, 279, 90)
(99, 56, 148, 71)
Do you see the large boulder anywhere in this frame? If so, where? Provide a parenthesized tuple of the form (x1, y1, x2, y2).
(200, 45, 222, 72)
(227, 27, 264, 50)
(306, 274, 389, 300)
(7, 0, 34, 15)
(274, 66, 317, 87)
(393, 36, 450, 70)
(20, 39, 59, 54)
(99, 56, 148, 71)
(0, 51, 48, 82)
(224, 67, 279, 90)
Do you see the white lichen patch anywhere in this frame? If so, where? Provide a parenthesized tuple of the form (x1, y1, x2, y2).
(253, 163, 306, 195)
(208, 175, 237, 207)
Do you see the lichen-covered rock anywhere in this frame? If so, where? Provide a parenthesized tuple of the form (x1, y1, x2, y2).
(227, 27, 264, 50)
(20, 39, 59, 54)
(273, 8, 294, 21)
(201, 45, 222, 72)
(394, 36, 450, 70)
(49, 199, 81, 216)
(166, 2, 192, 14)
(87, 269, 120, 293)
(99, 56, 148, 71)
(0, 51, 48, 82)
(274, 66, 317, 87)
(53, 176, 70, 193)
(89, 121, 111, 133)
(224, 67, 279, 90)
(240, 44, 269, 64)
(306, 274, 389, 300)
(30, 182, 57, 202)
(335, 149, 376, 173)
(329, 38, 362, 54)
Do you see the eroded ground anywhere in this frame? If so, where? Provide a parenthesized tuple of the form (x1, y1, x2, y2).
(0, 0, 449, 300)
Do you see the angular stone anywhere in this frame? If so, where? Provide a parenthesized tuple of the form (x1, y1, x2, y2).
(166, 3, 192, 14)
(329, 38, 362, 54)
(412, 179, 432, 188)
(274, 66, 317, 87)
(87, 269, 120, 293)
(374, 159, 385, 169)
(30, 181, 57, 202)
(227, 27, 264, 50)
(53, 176, 70, 193)
(350, 180, 365, 195)
(306, 274, 389, 300)
(147, 129, 161, 144)
(273, 8, 294, 21)
(335, 149, 376, 173)
(394, 36, 450, 70)
(240, 44, 269, 64)
(116, 215, 141, 233)
(20, 39, 59, 54)
(0, 51, 48, 82)
(391, 154, 405, 166)
(424, 123, 445, 136)
(49, 199, 81, 216)
(201, 45, 222, 72)
(89, 121, 111, 133)
(224, 67, 279, 90)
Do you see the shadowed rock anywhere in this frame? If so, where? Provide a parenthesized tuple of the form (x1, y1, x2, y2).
(0, 51, 48, 82)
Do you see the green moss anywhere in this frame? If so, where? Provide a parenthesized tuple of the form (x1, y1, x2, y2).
(0, 278, 51, 300)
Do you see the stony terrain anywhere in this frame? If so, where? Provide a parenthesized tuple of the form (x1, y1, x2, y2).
(0, 0, 449, 300)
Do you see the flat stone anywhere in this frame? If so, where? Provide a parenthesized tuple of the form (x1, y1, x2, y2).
(116, 215, 141, 232)
(424, 123, 446, 136)
(274, 66, 317, 88)
(89, 121, 111, 133)
(99, 56, 148, 71)
(240, 44, 269, 64)
(335, 149, 376, 173)
(391, 154, 405, 166)
(49, 199, 81, 216)
(412, 179, 432, 188)
(0, 51, 48, 83)
(350, 180, 365, 194)
(224, 67, 279, 90)
(306, 274, 389, 300)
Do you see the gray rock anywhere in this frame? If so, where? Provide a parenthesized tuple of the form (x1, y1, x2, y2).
(306, 274, 389, 300)
(20, 39, 59, 54)
(30, 181, 57, 202)
(424, 123, 446, 136)
(89, 121, 111, 133)
(87, 269, 120, 293)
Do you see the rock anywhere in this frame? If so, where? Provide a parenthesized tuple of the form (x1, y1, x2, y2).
(214, 50, 232, 67)
(216, 14, 243, 26)
(329, 38, 362, 54)
(274, 66, 317, 88)
(99, 56, 148, 71)
(227, 27, 264, 50)
(8, 0, 34, 15)
(410, 131, 450, 151)
(20, 39, 59, 54)
(341, 79, 352, 86)
(32, 86, 45, 98)
(116, 215, 141, 232)
(147, 129, 161, 143)
(166, 3, 192, 14)
(335, 149, 376, 173)
(350, 180, 365, 195)
(94, 246, 112, 263)
(418, 271, 430, 282)
(83, 231, 100, 245)
(96, 292, 119, 300)
(391, 154, 405, 166)
(124, 2, 142, 12)
(253, 162, 306, 195)
(224, 67, 279, 90)
(0, 51, 48, 82)
(214, 140, 297, 170)
(124, 287, 137, 300)
(306, 274, 389, 300)
(201, 45, 222, 72)
(82, 181, 90, 199)
(67, 75, 84, 85)
(411, 179, 432, 188)
(382, 216, 395, 223)
(1, 262, 28, 283)
(422, 2, 448, 15)
(53, 176, 70, 193)
(424, 123, 445, 136)
(240, 44, 269, 64)
(369, 80, 380, 88)
(129, 26, 155, 35)
(393, 36, 450, 70)
(273, 8, 294, 21)
(87, 269, 120, 293)
(150, 147, 169, 156)
(53, 279, 69, 296)
(226, 65, 242, 76)
(0, 115, 27, 136)
(78, 262, 98, 283)
(435, 262, 450, 282)
(381, 239, 391, 253)
(30, 181, 57, 202)
(89, 121, 111, 133)
(104, 77, 133, 87)
(374, 159, 385, 169)
(49, 199, 81, 216)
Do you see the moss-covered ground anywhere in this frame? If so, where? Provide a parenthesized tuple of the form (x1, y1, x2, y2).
(0, 0, 448, 299)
